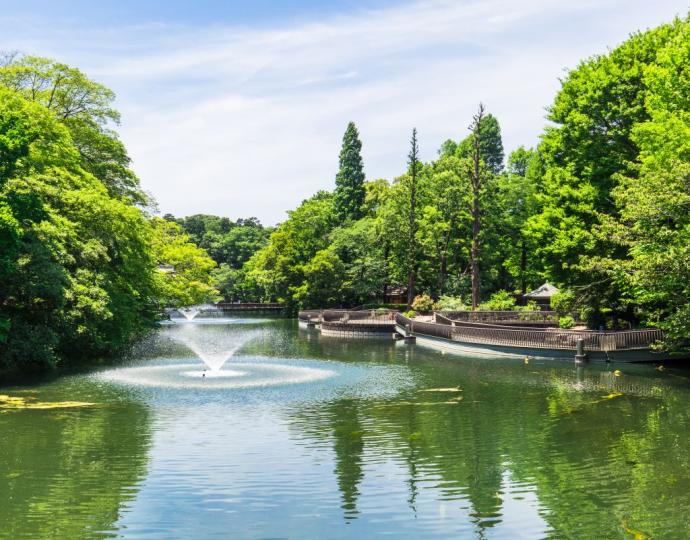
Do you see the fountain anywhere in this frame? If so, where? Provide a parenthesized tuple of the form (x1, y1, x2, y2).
(170, 322, 249, 372)
(97, 317, 338, 390)
(179, 306, 201, 321)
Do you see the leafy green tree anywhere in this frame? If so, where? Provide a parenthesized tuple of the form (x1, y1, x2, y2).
(150, 218, 218, 307)
(292, 249, 346, 308)
(0, 55, 146, 204)
(526, 19, 686, 285)
(0, 86, 160, 373)
(600, 19, 690, 346)
(466, 104, 501, 308)
(245, 192, 334, 312)
(495, 147, 542, 293)
(333, 122, 366, 222)
(329, 217, 388, 304)
(418, 151, 470, 297)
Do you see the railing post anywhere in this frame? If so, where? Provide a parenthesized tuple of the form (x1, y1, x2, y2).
(575, 338, 587, 363)
(404, 323, 416, 343)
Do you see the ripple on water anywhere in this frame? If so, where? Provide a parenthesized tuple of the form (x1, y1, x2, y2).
(95, 362, 336, 389)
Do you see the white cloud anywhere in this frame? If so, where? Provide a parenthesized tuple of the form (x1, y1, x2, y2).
(2, 0, 687, 223)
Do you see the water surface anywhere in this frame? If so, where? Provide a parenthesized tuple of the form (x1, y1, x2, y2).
(2, 318, 690, 539)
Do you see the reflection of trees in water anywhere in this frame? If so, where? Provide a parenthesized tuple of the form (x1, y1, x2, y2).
(0, 386, 151, 539)
(287, 358, 690, 537)
(329, 399, 365, 520)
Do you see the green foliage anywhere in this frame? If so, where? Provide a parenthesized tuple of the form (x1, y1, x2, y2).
(433, 295, 467, 311)
(559, 315, 575, 329)
(169, 214, 269, 301)
(333, 122, 366, 222)
(411, 294, 434, 312)
(596, 19, 690, 347)
(245, 192, 335, 312)
(403, 310, 416, 318)
(292, 249, 345, 308)
(0, 90, 157, 372)
(0, 55, 147, 204)
(150, 218, 218, 307)
(455, 113, 504, 174)
(526, 18, 686, 283)
(478, 290, 516, 311)
(550, 289, 576, 314)
(495, 147, 543, 293)
(0, 58, 220, 378)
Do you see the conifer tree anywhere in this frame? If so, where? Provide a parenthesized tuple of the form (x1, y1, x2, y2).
(406, 128, 420, 307)
(333, 122, 366, 221)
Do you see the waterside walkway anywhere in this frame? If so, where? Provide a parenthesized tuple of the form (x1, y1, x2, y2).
(299, 308, 666, 363)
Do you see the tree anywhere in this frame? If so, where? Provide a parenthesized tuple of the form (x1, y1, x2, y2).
(526, 19, 685, 286)
(496, 147, 542, 293)
(333, 122, 366, 222)
(0, 85, 162, 373)
(598, 18, 690, 346)
(465, 104, 503, 308)
(420, 152, 470, 297)
(405, 128, 421, 306)
(150, 218, 219, 307)
(0, 55, 147, 204)
(245, 192, 335, 312)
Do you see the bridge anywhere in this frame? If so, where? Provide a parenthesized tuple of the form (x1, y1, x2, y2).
(215, 302, 284, 314)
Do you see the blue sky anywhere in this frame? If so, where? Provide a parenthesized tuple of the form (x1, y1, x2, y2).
(4, 0, 400, 27)
(1, 0, 688, 224)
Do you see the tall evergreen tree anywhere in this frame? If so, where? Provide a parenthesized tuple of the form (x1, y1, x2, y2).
(333, 122, 366, 221)
(406, 128, 421, 306)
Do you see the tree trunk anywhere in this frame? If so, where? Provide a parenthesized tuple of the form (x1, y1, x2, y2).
(470, 196, 480, 309)
(520, 238, 527, 295)
(469, 104, 485, 310)
(381, 243, 389, 304)
(406, 200, 416, 306)
(406, 128, 419, 308)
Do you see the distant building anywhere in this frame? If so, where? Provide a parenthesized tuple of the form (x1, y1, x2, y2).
(523, 282, 559, 309)
(383, 286, 407, 305)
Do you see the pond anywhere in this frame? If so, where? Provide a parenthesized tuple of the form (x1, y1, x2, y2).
(2, 318, 690, 539)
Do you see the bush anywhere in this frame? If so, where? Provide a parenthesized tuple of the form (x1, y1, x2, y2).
(411, 294, 434, 312)
(517, 300, 540, 312)
(559, 315, 575, 329)
(433, 295, 467, 311)
(478, 290, 517, 311)
(551, 289, 575, 314)
(403, 310, 417, 318)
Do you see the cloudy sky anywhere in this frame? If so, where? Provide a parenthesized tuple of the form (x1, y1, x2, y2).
(1, 0, 687, 224)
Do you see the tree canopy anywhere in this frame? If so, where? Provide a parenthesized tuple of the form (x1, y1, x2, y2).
(0, 56, 218, 378)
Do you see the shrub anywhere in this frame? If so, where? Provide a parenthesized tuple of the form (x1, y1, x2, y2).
(411, 294, 434, 312)
(433, 295, 467, 311)
(478, 290, 516, 311)
(403, 310, 417, 318)
(517, 300, 539, 312)
(551, 289, 575, 314)
(559, 315, 575, 329)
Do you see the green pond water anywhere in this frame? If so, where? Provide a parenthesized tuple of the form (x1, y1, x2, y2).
(2, 318, 690, 539)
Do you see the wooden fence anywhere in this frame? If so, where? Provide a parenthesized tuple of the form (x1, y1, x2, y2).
(437, 310, 560, 325)
(397, 313, 662, 352)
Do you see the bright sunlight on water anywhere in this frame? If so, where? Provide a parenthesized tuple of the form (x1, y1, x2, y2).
(2, 317, 690, 539)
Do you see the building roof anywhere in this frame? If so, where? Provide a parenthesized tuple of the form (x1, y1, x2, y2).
(524, 282, 559, 299)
